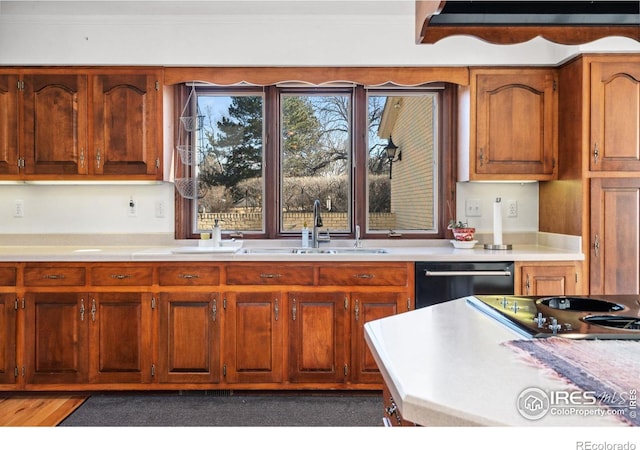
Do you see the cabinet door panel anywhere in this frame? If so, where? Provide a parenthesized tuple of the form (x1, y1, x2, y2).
(288, 292, 348, 383)
(24, 292, 89, 384)
(22, 74, 88, 175)
(519, 264, 578, 296)
(0, 74, 19, 176)
(473, 70, 557, 178)
(93, 73, 159, 177)
(351, 292, 401, 384)
(158, 292, 220, 383)
(590, 178, 640, 294)
(0, 294, 16, 385)
(590, 62, 640, 171)
(89, 292, 152, 384)
(224, 291, 283, 383)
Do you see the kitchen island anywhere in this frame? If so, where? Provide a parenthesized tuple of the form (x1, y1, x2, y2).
(364, 297, 633, 427)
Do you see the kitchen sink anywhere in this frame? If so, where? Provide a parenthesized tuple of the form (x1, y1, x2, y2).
(538, 296, 625, 312)
(239, 247, 388, 255)
(292, 248, 387, 255)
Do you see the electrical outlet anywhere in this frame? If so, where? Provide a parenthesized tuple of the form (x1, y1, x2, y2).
(155, 201, 165, 218)
(465, 199, 481, 217)
(507, 200, 518, 217)
(128, 197, 137, 217)
(14, 200, 24, 218)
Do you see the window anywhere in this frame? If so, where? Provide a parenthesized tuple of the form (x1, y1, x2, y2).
(174, 84, 452, 240)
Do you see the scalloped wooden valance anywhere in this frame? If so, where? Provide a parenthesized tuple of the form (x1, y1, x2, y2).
(163, 66, 470, 88)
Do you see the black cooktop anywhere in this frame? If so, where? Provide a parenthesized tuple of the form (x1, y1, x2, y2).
(467, 295, 640, 339)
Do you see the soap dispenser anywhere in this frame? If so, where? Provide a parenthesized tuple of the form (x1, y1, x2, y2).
(212, 219, 222, 247)
(301, 222, 309, 248)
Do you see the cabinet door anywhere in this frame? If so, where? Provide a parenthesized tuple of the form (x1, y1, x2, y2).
(351, 292, 403, 384)
(158, 292, 220, 383)
(22, 73, 88, 175)
(0, 74, 19, 176)
(473, 69, 557, 179)
(288, 291, 348, 384)
(88, 292, 153, 384)
(92, 72, 160, 177)
(590, 62, 640, 172)
(590, 178, 640, 295)
(24, 292, 89, 384)
(223, 291, 283, 383)
(519, 264, 579, 296)
(0, 294, 16, 385)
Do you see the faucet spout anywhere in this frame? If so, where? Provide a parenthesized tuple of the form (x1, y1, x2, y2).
(312, 199, 323, 248)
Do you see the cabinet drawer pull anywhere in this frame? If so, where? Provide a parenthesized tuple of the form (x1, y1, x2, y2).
(111, 274, 132, 280)
(260, 273, 281, 279)
(43, 274, 65, 280)
(179, 274, 200, 279)
(353, 273, 374, 279)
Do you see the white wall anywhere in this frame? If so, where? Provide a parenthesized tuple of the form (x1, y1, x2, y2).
(0, 0, 638, 236)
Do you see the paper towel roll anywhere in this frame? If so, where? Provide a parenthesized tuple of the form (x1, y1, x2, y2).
(493, 198, 503, 245)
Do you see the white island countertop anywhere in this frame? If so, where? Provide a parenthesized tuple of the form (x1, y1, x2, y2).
(364, 297, 629, 427)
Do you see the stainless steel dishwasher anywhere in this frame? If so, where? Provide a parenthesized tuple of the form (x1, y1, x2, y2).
(415, 261, 514, 309)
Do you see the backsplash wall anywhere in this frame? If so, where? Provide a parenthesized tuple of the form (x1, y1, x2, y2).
(0, 184, 175, 234)
(455, 182, 539, 233)
(0, 181, 537, 236)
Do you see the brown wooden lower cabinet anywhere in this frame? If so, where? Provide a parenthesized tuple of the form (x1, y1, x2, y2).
(23, 291, 154, 386)
(0, 293, 16, 386)
(288, 291, 349, 384)
(24, 292, 89, 385)
(89, 292, 154, 384)
(157, 292, 220, 384)
(223, 291, 283, 384)
(516, 262, 582, 296)
(10, 261, 413, 391)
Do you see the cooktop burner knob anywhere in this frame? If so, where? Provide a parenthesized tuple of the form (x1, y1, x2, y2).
(549, 317, 561, 334)
(534, 312, 547, 328)
(512, 301, 520, 313)
(500, 297, 509, 308)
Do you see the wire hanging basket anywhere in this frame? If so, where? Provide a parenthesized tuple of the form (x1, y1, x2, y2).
(179, 85, 204, 132)
(176, 144, 196, 165)
(174, 177, 198, 199)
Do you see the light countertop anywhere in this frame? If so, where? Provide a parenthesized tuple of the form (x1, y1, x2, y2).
(0, 232, 583, 262)
(364, 297, 625, 427)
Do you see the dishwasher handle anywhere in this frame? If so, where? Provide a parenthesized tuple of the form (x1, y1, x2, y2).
(423, 270, 512, 277)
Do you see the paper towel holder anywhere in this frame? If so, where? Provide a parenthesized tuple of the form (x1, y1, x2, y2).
(484, 197, 512, 250)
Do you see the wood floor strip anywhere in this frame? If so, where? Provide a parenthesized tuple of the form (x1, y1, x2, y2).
(0, 394, 88, 426)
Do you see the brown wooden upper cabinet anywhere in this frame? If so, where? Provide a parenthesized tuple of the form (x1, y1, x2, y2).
(0, 74, 19, 176)
(589, 61, 640, 172)
(458, 68, 558, 181)
(2, 68, 162, 180)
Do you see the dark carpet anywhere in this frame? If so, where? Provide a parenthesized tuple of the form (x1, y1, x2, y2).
(59, 391, 384, 427)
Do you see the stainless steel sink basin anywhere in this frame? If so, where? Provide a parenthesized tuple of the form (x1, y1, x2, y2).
(293, 248, 387, 254)
(237, 248, 298, 254)
(238, 247, 388, 255)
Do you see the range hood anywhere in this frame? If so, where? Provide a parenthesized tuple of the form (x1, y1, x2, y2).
(416, 1, 640, 44)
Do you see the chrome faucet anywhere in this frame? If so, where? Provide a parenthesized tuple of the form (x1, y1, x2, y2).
(312, 199, 323, 248)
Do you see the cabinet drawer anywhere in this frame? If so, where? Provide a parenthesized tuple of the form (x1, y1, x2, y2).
(226, 264, 314, 285)
(24, 265, 86, 286)
(91, 265, 153, 286)
(319, 265, 408, 286)
(158, 265, 220, 286)
(0, 266, 17, 286)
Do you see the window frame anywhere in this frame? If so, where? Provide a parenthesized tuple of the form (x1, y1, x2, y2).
(174, 83, 456, 240)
